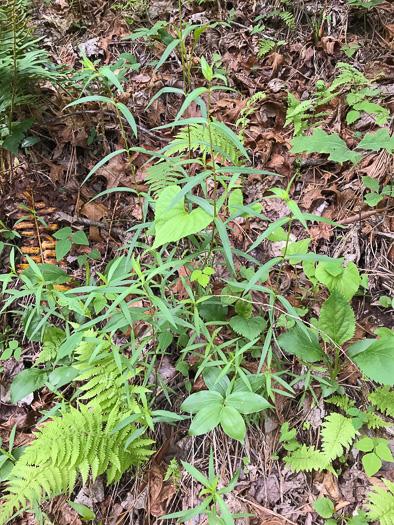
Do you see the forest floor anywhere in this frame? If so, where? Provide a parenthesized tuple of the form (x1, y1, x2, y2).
(1, 0, 394, 524)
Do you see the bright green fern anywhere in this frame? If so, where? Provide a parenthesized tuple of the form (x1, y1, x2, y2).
(0, 402, 154, 524)
(320, 413, 358, 461)
(257, 39, 276, 58)
(326, 395, 355, 411)
(145, 159, 186, 197)
(366, 478, 394, 524)
(0, 330, 154, 524)
(73, 331, 147, 413)
(284, 445, 326, 473)
(165, 123, 240, 165)
(368, 386, 394, 418)
(285, 413, 358, 473)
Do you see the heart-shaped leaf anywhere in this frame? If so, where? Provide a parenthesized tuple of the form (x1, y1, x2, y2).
(153, 185, 212, 248)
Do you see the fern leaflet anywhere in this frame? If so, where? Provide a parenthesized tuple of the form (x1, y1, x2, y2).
(165, 123, 240, 164)
(321, 413, 358, 461)
(366, 412, 389, 429)
(145, 159, 185, 197)
(284, 445, 326, 472)
(368, 386, 394, 418)
(366, 478, 394, 525)
(326, 395, 355, 411)
(257, 39, 276, 58)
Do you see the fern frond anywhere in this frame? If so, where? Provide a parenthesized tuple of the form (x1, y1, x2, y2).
(326, 395, 355, 411)
(0, 402, 154, 524)
(257, 38, 276, 58)
(165, 123, 240, 164)
(145, 160, 185, 197)
(284, 445, 327, 472)
(278, 11, 295, 28)
(366, 478, 394, 524)
(366, 412, 389, 429)
(368, 386, 394, 418)
(73, 330, 147, 413)
(321, 413, 357, 461)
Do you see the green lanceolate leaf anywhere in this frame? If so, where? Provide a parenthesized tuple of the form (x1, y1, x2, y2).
(153, 185, 212, 248)
(181, 391, 224, 414)
(318, 290, 355, 345)
(219, 406, 245, 442)
(277, 325, 324, 363)
(188, 404, 222, 435)
(225, 392, 273, 414)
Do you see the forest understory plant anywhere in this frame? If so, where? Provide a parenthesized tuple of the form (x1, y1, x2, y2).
(1, 2, 394, 524)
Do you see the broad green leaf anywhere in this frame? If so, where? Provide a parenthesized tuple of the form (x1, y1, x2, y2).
(291, 129, 362, 164)
(55, 238, 72, 261)
(353, 337, 394, 385)
(313, 497, 335, 519)
(375, 443, 393, 462)
(315, 261, 361, 300)
(203, 367, 230, 396)
(364, 193, 383, 207)
(228, 189, 262, 218)
(318, 290, 355, 345)
(358, 129, 394, 153)
(188, 404, 222, 435)
(362, 176, 380, 192)
(277, 325, 324, 362)
(225, 392, 273, 414)
(219, 406, 245, 442)
(153, 185, 212, 248)
(235, 295, 253, 319)
(181, 391, 224, 414)
(53, 227, 72, 239)
(362, 452, 381, 477)
(229, 316, 267, 341)
(354, 437, 374, 452)
(10, 368, 47, 404)
(20, 263, 70, 285)
(284, 238, 311, 264)
(72, 230, 89, 245)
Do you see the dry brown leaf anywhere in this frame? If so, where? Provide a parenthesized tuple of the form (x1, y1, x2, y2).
(81, 202, 109, 221)
(149, 462, 176, 517)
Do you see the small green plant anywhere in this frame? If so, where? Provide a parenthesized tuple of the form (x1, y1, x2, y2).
(366, 478, 394, 524)
(341, 44, 360, 58)
(362, 175, 394, 207)
(313, 496, 368, 524)
(281, 414, 358, 474)
(161, 447, 252, 524)
(354, 436, 394, 477)
(180, 367, 272, 443)
(164, 458, 182, 491)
